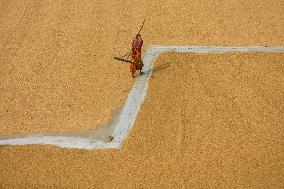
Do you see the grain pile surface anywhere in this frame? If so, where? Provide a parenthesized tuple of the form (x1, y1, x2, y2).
(0, 0, 283, 188)
(0, 0, 283, 135)
(1, 52, 283, 188)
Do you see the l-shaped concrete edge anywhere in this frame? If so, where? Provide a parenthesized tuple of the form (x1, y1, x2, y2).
(1, 45, 284, 149)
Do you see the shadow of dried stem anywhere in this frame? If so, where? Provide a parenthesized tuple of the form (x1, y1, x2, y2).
(152, 61, 171, 74)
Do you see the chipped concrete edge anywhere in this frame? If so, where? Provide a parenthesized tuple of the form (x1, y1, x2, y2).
(1, 45, 284, 150)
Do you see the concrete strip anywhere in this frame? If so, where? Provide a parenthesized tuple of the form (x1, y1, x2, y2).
(1, 46, 284, 149)
(0, 135, 120, 149)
